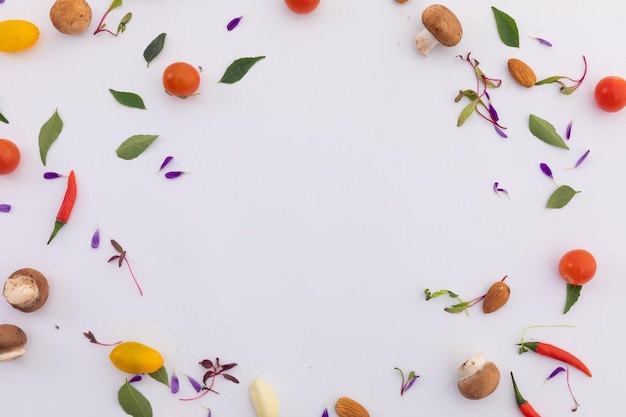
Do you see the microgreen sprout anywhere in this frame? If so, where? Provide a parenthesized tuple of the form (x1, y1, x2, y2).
(425, 276, 507, 315)
(83, 330, 122, 346)
(108, 239, 143, 296)
(43, 172, 64, 179)
(0, 203, 10, 213)
(545, 366, 580, 411)
(535, 56, 588, 95)
(493, 182, 510, 199)
(394, 367, 419, 396)
(455, 52, 507, 137)
(518, 324, 576, 353)
(180, 358, 239, 401)
(94, 0, 132, 36)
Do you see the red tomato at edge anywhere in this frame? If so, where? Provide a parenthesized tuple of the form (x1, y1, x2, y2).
(594, 76, 626, 112)
(284, 0, 320, 14)
(0, 139, 21, 175)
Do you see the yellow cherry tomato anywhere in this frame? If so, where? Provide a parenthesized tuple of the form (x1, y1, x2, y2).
(109, 341, 164, 374)
(0, 20, 40, 53)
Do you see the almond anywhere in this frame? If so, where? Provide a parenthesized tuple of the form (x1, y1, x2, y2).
(335, 396, 370, 417)
(482, 281, 510, 313)
(507, 58, 537, 88)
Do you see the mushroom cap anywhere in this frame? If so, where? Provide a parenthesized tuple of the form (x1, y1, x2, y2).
(457, 354, 500, 400)
(421, 4, 462, 47)
(0, 324, 27, 362)
(3, 268, 50, 313)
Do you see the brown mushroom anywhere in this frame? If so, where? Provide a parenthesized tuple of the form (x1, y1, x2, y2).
(3, 268, 49, 313)
(0, 324, 27, 362)
(457, 353, 500, 400)
(415, 4, 462, 56)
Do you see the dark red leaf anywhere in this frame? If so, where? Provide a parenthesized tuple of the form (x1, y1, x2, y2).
(221, 374, 239, 384)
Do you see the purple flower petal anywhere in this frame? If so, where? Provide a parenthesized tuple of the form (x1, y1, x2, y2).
(165, 171, 185, 179)
(404, 374, 420, 391)
(171, 373, 180, 394)
(44, 172, 63, 179)
(0, 204, 11, 213)
(535, 37, 553, 47)
(493, 182, 509, 198)
(494, 125, 507, 138)
(566, 121, 573, 140)
(546, 366, 566, 380)
(159, 156, 174, 171)
(574, 149, 590, 168)
(488, 103, 499, 122)
(539, 162, 553, 179)
(227, 16, 243, 31)
(321, 408, 329, 417)
(91, 228, 100, 249)
(187, 375, 202, 392)
(129, 375, 143, 383)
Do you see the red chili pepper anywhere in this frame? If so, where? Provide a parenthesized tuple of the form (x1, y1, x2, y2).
(47, 170, 77, 244)
(519, 341, 592, 377)
(511, 372, 542, 417)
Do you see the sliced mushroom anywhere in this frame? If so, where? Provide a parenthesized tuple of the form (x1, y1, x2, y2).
(3, 268, 50, 313)
(457, 353, 500, 399)
(415, 4, 462, 56)
(0, 324, 27, 362)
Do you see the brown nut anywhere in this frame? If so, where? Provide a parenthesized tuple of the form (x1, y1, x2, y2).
(507, 58, 537, 88)
(50, 0, 93, 35)
(457, 353, 500, 400)
(335, 396, 370, 417)
(3, 268, 49, 313)
(0, 324, 27, 362)
(482, 281, 510, 313)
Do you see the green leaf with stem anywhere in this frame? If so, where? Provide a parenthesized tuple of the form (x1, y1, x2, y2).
(148, 366, 169, 386)
(457, 99, 479, 127)
(109, 89, 146, 109)
(547, 185, 580, 209)
(118, 380, 152, 417)
(529, 114, 569, 149)
(115, 134, 159, 160)
(564, 284, 582, 313)
(39, 109, 64, 166)
(0, 111, 8, 124)
(143, 33, 166, 67)
(219, 56, 266, 84)
(491, 7, 519, 47)
(424, 289, 458, 300)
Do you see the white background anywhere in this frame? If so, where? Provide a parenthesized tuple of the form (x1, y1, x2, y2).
(1, 0, 625, 416)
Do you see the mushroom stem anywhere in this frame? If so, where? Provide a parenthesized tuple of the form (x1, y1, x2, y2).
(415, 28, 440, 56)
(0, 346, 25, 362)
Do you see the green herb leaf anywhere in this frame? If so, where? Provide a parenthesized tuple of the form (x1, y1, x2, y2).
(547, 185, 580, 208)
(0, 111, 8, 124)
(457, 99, 478, 127)
(118, 380, 152, 417)
(444, 301, 471, 313)
(148, 366, 169, 386)
(116, 134, 159, 160)
(109, 89, 146, 109)
(424, 289, 459, 300)
(109, 0, 123, 11)
(491, 7, 519, 47)
(529, 114, 569, 149)
(564, 283, 582, 313)
(219, 56, 266, 84)
(39, 109, 64, 166)
(118, 12, 132, 34)
(143, 33, 166, 67)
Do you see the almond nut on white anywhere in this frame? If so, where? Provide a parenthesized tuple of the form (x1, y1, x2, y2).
(335, 396, 370, 417)
(457, 353, 500, 400)
(0, 324, 27, 362)
(507, 58, 537, 88)
(482, 281, 510, 313)
(250, 378, 279, 417)
(3, 268, 50, 313)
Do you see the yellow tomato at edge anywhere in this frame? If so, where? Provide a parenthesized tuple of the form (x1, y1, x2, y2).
(0, 20, 40, 53)
(109, 341, 164, 374)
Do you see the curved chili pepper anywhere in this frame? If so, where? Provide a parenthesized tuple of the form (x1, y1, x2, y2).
(47, 170, 77, 244)
(519, 341, 591, 377)
(511, 372, 542, 417)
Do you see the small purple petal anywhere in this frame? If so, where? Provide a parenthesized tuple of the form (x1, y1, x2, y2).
(535, 37, 553, 47)
(187, 375, 202, 392)
(159, 156, 174, 171)
(404, 375, 420, 392)
(227, 16, 243, 31)
(165, 171, 185, 179)
(574, 149, 590, 168)
(566, 121, 573, 140)
(321, 408, 329, 417)
(483, 90, 491, 100)
(0, 204, 11, 213)
(129, 375, 143, 383)
(539, 162, 553, 179)
(488, 103, 499, 122)
(91, 228, 100, 249)
(494, 125, 507, 138)
(171, 373, 180, 394)
(546, 366, 566, 380)
(493, 182, 509, 198)
(44, 172, 63, 179)
(206, 408, 212, 417)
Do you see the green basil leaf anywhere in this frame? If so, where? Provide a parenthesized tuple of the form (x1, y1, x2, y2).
(491, 7, 519, 48)
(109, 89, 146, 109)
(118, 380, 153, 417)
(143, 33, 166, 67)
(547, 185, 580, 209)
(39, 109, 64, 166)
(116, 134, 159, 160)
(457, 99, 478, 127)
(0, 111, 8, 124)
(529, 114, 569, 149)
(148, 366, 169, 386)
(564, 283, 582, 314)
(219, 56, 266, 84)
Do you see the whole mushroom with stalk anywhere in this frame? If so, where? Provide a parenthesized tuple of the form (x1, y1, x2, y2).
(457, 352, 500, 399)
(415, 4, 462, 56)
(3, 268, 49, 313)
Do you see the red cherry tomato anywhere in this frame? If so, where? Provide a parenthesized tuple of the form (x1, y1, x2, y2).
(0, 139, 21, 175)
(594, 76, 626, 112)
(284, 0, 320, 14)
(558, 249, 596, 286)
(162, 62, 201, 98)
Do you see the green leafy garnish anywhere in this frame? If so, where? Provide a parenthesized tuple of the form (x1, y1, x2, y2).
(116, 134, 159, 160)
(109, 89, 146, 109)
(219, 56, 266, 84)
(0, 111, 8, 124)
(39, 109, 64, 166)
(564, 283, 582, 313)
(491, 7, 519, 47)
(94, 0, 132, 36)
(143, 33, 166, 67)
(547, 185, 580, 209)
(424, 288, 458, 300)
(535, 56, 588, 95)
(118, 380, 152, 417)
(529, 114, 569, 149)
(148, 366, 169, 386)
